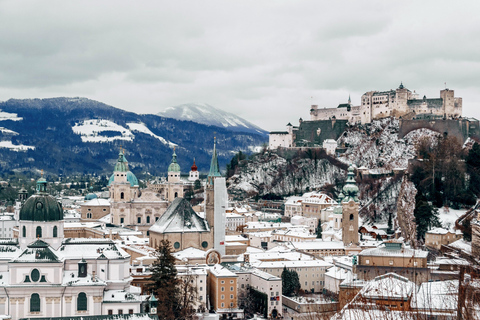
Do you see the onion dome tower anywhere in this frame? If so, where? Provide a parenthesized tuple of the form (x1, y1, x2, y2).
(341, 164, 360, 245)
(167, 148, 181, 183)
(108, 149, 139, 202)
(19, 175, 64, 250)
(188, 158, 199, 181)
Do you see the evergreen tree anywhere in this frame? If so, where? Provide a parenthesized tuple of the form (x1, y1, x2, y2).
(414, 191, 441, 240)
(148, 240, 180, 320)
(463, 218, 472, 241)
(281, 267, 301, 297)
(316, 220, 322, 239)
(387, 212, 393, 235)
(193, 179, 201, 190)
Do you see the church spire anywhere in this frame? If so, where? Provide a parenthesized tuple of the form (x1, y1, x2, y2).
(348, 94, 351, 104)
(208, 137, 221, 185)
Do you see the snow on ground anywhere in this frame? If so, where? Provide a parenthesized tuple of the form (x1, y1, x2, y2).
(0, 128, 18, 135)
(126, 122, 176, 147)
(0, 111, 22, 121)
(438, 207, 467, 229)
(0, 140, 35, 151)
(72, 119, 134, 143)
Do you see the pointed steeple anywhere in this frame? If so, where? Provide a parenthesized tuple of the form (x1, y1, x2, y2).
(348, 94, 351, 104)
(168, 147, 181, 173)
(114, 148, 129, 172)
(208, 137, 221, 185)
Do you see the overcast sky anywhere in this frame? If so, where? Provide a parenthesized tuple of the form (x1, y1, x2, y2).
(1, 0, 479, 131)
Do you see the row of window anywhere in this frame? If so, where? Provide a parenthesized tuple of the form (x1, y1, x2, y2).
(23, 226, 57, 238)
(30, 293, 87, 312)
(119, 216, 160, 224)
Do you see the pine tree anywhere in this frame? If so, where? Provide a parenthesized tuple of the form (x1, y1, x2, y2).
(316, 220, 322, 238)
(148, 240, 180, 320)
(414, 191, 441, 240)
(281, 267, 301, 297)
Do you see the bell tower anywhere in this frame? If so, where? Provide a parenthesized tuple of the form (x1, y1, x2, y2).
(341, 165, 359, 245)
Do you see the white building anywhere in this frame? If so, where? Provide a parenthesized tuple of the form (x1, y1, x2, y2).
(176, 265, 208, 313)
(0, 177, 143, 320)
(268, 123, 294, 150)
(0, 213, 16, 238)
(322, 139, 337, 155)
(252, 259, 333, 293)
(225, 212, 246, 231)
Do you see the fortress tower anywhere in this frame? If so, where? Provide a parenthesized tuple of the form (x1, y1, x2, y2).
(341, 165, 359, 246)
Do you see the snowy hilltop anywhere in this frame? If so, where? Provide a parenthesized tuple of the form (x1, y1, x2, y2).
(157, 103, 267, 135)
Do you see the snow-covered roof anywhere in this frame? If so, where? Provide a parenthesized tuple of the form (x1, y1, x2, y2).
(325, 266, 353, 281)
(149, 197, 209, 234)
(360, 273, 415, 301)
(173, 247, 207, 260)
(358, 243, 428, 258)
(427, 227, 455, 235)
(63, 271, 107, 287)
(103, 289, 142, 303)
(411, 280, 458, 311)
(446, 238, 472, 254)
(209, 264, 237, 278)
(253, 259, 332, 269)
(225, 235, 247, 242)
(82, 198, 110, 206)
(59, 239, 130, 260)
(13, 240, 62, 263)
(289, 240, 345, 250)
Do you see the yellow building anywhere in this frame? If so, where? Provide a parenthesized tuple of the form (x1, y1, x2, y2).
(208, 264, 240, 317)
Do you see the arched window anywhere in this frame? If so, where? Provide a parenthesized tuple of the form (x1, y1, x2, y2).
(22, 226, 26, 237)
(77, 292, 87, 311)
(146, 216, 150, 224)
(30, 293, 40, 312)
(53, 226, 58, 238)
(174, 192, 178, 198)
(349, 214, 354, 221)
(36, 226, 42, 238)
(120, 192, 124, 199)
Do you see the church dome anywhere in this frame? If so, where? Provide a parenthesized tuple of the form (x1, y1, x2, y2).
(191, 159, 198, 172)
(19, 178, 63, 222)
(108, 171, 139, 187)
(342, 165, 359, 202)
(168, 150, 181, 173)
(84, 193, 98, 201)
(108, 149, 139, 187)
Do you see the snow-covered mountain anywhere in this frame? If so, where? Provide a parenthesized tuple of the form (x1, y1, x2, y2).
(157, 103, 267, 135)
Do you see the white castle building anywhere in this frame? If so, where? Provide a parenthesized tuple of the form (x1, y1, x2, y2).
(310, 83, 462, 124)
(1, 177, 144, 320)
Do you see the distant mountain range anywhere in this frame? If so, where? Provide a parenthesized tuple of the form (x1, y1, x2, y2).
(157, 103, 267, 135)
(0, 98, 268, 177)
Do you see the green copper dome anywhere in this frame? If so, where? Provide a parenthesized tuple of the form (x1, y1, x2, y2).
(342, 164, 359, 202)
(168, 150, 181, 172)
(84, 193, 98, 201)
(114, 150, 129, 172)
(19, 178, 63, 222)
(108, 150, 139, 187)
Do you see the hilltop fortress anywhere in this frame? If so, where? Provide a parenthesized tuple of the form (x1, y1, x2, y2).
(269, 83, 472, 150)
(311, 83, 462, 124)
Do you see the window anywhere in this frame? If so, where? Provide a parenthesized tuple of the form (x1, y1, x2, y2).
(230, 286, 233, 291)
(221, 295, 224, 300)
(174, 192, 178, 198)
(108, 310, 113, 315)
(31, 269, 40, 282)
(120, 192, 124, 199)
(155, 217, 159, 221)
(77, 292, 87, 311)
(221, 280, 225, 284)
(137, 217, 141, 224)
(221, 303, 224, 308)
(36, 226, 42, 238)
(23, 226, 26, 237)
(129, 310, 133, 314)
(118, 310, 123, 315)
(366, 259, 370, 264)
(53, 226, 58, 238)
(146, 216, 150, 224)
(389, 260, 394, 266)
(120, 218, 124, 224)
(230, 294, 234, 299)
(221, 287, 225, 292)
(30, 293, 40, 312)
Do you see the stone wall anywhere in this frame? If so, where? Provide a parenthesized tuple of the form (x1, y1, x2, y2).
(398, 118, 480, 143)
(294, 119, 348, 147)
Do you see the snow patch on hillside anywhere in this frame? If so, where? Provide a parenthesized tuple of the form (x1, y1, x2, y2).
(0, 128, 18, 135)
(0, 141, 35, 151)
(0, 111, 22, 121)
(126, 122, 176, 147)
(158, 103, 267, 134)
(72, 119, 134, 143)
